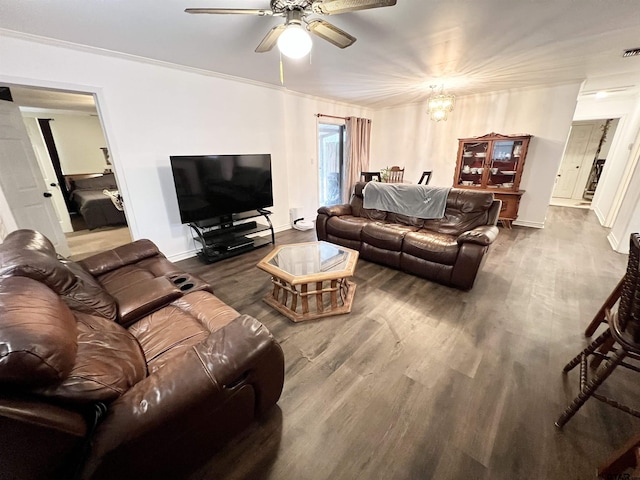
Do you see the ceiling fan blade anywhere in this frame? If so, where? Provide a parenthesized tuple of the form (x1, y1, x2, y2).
(308, 19, 356, 49)
(185, 8, 274, 16)
(312, 0, 396, 15)
(255, 25, 287, 53)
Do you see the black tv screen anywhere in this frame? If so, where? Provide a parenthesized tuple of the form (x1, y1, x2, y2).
(170, 154, 273, 224)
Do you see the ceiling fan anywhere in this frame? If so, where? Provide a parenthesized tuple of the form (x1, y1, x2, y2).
(185, 0, 397, 58)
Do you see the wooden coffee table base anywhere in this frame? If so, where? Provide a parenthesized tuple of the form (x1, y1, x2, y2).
(263, 276, 356, 323)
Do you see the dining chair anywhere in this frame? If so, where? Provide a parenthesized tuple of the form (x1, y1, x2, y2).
(555, 232, 640, 428)
(418, 171, 432, 185)
(360, 171, 380, 182)
(387, 166, 404, 183)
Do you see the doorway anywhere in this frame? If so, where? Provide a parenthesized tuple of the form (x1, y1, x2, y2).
(551, 118, 619, 209)
(2, 84, 131, 259)
(318, 122, 346, 206)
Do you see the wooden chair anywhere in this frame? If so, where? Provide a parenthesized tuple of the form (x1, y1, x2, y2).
(555, 233, 640, 429)
(387, 166, 404, 183)
(584, 276, 625, 369)
(418, 171, 432, 185)
(360, 171, 380, 182)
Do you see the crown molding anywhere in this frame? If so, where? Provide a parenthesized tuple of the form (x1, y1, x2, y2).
(0, 28, 371, 112)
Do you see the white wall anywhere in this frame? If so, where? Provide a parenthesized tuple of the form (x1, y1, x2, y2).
(282, 94, 371, 223)
(45, 114, 108, 174)
(0, 32, 373, 259)
(607, 125, 640, 254)
(372, 84, 581, 228)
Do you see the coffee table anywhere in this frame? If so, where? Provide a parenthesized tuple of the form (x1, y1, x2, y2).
(257, 241, 359, 322)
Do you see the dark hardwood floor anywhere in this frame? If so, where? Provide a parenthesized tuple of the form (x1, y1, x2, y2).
(176, 206, 635, 480)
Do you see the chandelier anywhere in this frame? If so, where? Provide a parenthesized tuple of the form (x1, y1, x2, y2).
(427, 85, 455, 121)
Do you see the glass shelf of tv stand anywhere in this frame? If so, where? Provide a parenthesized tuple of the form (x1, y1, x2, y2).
(188, 209, 274, 264)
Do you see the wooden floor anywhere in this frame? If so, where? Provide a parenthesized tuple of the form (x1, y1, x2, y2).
(66, 225, 131, 260)
(176, 206, 636, 480)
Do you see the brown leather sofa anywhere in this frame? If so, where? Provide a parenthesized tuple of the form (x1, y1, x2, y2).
(316, 182, 500, 290)
(0, 230, 284, 480)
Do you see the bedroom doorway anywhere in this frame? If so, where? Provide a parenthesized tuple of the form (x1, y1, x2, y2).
(1, 84, 131, 259)
(550, 118, 619, 209)
(0, 99, 71, 256)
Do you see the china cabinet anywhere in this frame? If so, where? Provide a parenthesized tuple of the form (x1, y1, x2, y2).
(453, 132, 532, 227)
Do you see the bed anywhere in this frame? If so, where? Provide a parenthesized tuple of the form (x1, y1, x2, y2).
(66, 173, 127, 230)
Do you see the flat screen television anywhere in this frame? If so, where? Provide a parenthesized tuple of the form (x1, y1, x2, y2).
(169, 154, 273, 224)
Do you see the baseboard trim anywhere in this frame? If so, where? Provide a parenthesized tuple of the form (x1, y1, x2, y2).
(512, 219, 545, 229)
(593, 204, 607, 226)
(168, 249, 198, 262)
(607, 231, 624, 253)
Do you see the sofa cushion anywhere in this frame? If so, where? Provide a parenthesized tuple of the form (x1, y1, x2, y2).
(2, 229, 57, 256)
(326, 215, 370, 241)
(0, 249, 75, 290)
(385, 212, 425, 228)
(0, 277, 77, 387)
(128, 291, 240, 374)
(362, 222, 418, 250)
(361, 208, 388, 221)
(61, 260, 118, 322)
(96, 264, 158, 297)
(422, 189, 495, 236)
(79, 239, 161, 277)
(349, 183, 387, 220)
(403, 230, 460, 265)
(37, 312, 147, 404)
(0, 234, 118, 322)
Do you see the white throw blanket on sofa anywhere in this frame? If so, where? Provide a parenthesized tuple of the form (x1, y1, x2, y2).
(363, 182, 450, 219)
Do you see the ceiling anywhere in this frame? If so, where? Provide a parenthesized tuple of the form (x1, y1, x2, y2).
(1, 0, 640, 108)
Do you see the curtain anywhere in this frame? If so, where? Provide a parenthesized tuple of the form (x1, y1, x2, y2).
(342, 117, 372, 203)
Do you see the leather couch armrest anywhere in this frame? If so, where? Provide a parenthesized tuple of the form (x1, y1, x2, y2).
(115, 277, 182, 327)
(0, 395, 87, 437)
(193, 314, 284, 414)
(317, 204, 352, 216)
(81, 315, 284, 480)
(0, 395, 88, 480)
(79, 240, 161, 276)
(457, 225, 499, 246)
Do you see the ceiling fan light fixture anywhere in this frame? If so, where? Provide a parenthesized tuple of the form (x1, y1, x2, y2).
(277, 24, 312, 59)
(622, 48, 640, 58)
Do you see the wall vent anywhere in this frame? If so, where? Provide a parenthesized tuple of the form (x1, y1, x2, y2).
(623, 48, 640, 57)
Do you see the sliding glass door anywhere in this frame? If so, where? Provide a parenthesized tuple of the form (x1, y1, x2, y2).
(318, 122, 345, 206)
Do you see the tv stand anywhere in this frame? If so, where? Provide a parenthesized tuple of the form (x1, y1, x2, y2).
(188, 209, 274, 264)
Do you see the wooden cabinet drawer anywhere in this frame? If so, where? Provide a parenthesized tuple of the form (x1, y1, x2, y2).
(494, 192, 522, 221)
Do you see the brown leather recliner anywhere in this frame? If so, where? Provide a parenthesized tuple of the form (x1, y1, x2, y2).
(316, 182, 501, 290)
(0, 230, 284, 480)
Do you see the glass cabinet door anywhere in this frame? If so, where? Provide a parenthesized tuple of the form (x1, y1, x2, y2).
(457, 141, 489, 187)
(455, 133, 530, 192)
(487, 140, 523, 190)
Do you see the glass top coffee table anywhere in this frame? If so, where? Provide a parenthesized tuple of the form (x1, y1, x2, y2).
(257, 241, 359, 322)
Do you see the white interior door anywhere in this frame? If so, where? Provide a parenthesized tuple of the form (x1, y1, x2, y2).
(22, 117, 73, 233)
(0, 100, 70, 256)
(553, 123, 601, 199)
